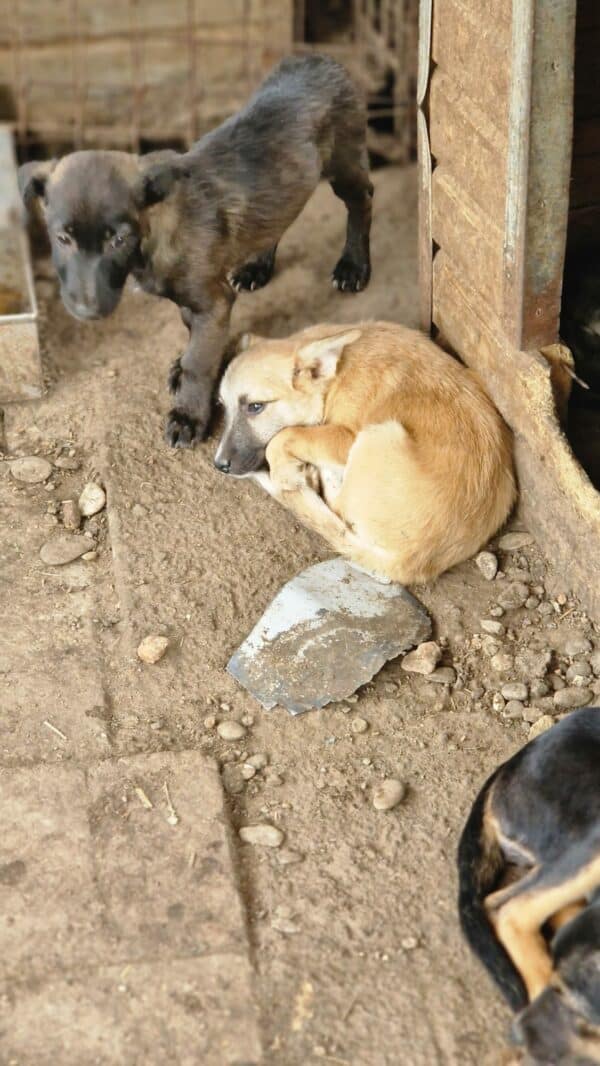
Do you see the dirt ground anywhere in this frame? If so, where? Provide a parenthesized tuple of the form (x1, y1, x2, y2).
(2, 164, 600, 1066)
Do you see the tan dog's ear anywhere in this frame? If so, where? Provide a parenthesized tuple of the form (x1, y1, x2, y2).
(18, 159, 57, 209)
(294, 329, 361, 383)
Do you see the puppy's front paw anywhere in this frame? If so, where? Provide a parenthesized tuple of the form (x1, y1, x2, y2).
(332, 254, 371, 293)
(165, 408, 207, 449)
(271, 462, 307, 494)
(168, 356, 183, 394)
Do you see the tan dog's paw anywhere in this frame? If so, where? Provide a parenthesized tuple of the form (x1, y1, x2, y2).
(266, 432, 304, 493)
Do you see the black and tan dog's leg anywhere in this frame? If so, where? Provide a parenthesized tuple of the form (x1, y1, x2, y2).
(228, 245, 278, 294)
(330, 162, 373, 293)
(487, 852, 600, 1002)
(166, 295, 233, 448)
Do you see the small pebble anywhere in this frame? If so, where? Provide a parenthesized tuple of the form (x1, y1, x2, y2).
(276, 849, 304, 866)
(497, 531, 534, 551)
(240, 714, 254, 727)
(137, 634, 169, 664)
(372, 778, 406, 811)
(10, 456, 52, 484)
(79, 482, 106, 517)
(351, 717, 369, 734)
(489, 605, 505, 618)
(525, 596, 540, 610)
(203, 715, 217, 729)
(53, 456, 80, 471)
(401, 641, 441, 676)
(475, 551, 498, 580)
(562, 636, 593, 658)
(530, 679, 550, 699)
(82, 550, 98, 561)
(217, 720, 246, 741)
(271, 915, 299, 934)
(491, 653, 514, 673)
(239, 824, 284, 848)
(266, 772, 283, 787)
(553, 687, 593, 711)
(566, 661, 592, 682)
(40, 534, 90, 566)
(521, 706, 542, 723)
(590, 650, 600, 677)
(504, 700, 525, 718)
(222, 765, 245, 795)
(529, 715, 554, 740)
(501, 682, 528, 702)
(481, 620, 505, 636)
(537, 601, 554, 616)
(241, 765, 256, 780)
(246, 753, 268, 770)
(61, 499, 81, 530)
(401, 936, 419, 951)
(549, 674, 566, 691)
(492, 693, 505, 712)
(425, 666, 456, 685)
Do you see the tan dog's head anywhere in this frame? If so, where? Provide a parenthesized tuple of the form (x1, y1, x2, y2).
(214, 327, 360, 476)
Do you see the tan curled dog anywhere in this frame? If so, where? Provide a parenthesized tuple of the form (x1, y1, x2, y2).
(214, 321, 516, 584)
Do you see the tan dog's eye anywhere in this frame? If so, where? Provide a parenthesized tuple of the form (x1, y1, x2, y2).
(246, 402, 266, 416)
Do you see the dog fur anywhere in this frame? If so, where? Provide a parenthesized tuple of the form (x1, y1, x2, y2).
(214, 320, 516, 584)
(18, 55, 373, 448)
(458, 707, 600, 1066)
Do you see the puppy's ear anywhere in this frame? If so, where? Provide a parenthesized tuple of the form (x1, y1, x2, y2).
(294, 329, 361, 384)
(134, 159, 187, 208)
(18, 159, 56, 209)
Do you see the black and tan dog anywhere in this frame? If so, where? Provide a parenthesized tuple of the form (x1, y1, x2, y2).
(18, 55, 373, 448)
(458, 706, 600, 1064)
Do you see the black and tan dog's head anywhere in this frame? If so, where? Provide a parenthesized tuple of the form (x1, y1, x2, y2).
(214, 326, 360, 476)
(18, 150, 183, 322)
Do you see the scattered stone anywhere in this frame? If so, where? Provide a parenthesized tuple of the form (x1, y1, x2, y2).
(137, 634, 169, 664)
(590, 650, 600, 677)
(217, 720, 246, 741)
(351, 717, 369, 734)
(566, 661, 592, 682)
(10, 456, 53, 484)
(266, 772, 283, 787)
(53, 456, 80, 471)
(497, 582, 529, 610)
(505, 700, 525, 718)
(372, 778, 406, 811)
(501, 682, 528, 702)
(475, 551, 498, 580)
(530, 679, 550, 699)
(521, 706, 542, 723)
(203, 715, 217, 729)
(531, 696, 556, 716)
(78, 482, 106, 517)
(241, 765, 256, 780)
(482, 636, 501, 657)
(498, 531, 534, 551)
(553, 687, 593, 711)
(426, 666, 456, 685)
(401, 936, 419, 951)
(529, 715, 554, 740)
(401, 641, 441, 676)
(246, 753, 268, 770)
(240, 714, 254, 727)
(276, 849, 304, 866)
(537, 601, 554, 616)
(549, 674, 566, 692)
(481, 620, 505, 636)
(61, 498, 81, 530)
(82, 550, 98, 561)
(492, 693, 505, 712)
(489, 605, 505, 618)
(491, 652, 514, 673)
(222, 765, 245, 795)
(525, 596, 540, 610)
(271, 914, 300, 934)
(39, 534, 91, 566)
(239, 824, 284, 848)
(561, 635, 593, 658)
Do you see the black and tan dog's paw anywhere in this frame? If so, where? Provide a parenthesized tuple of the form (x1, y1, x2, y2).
(165, 408, 206, 449)
(228, 257, 274, 294)
(168, 356, 183, 394)
(332, 255, 371, 293)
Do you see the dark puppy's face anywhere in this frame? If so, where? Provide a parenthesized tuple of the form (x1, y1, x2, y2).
(19, 153, 141, 321)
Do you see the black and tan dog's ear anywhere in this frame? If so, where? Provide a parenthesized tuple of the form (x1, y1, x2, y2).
(134, 160, 187, 208)
(294, 328, 361, 383)
(18, 159, 56, 208)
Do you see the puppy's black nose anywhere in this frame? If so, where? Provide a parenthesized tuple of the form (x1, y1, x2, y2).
(214, 457, 231, 473)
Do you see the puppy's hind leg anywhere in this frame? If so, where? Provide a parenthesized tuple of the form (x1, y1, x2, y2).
(330, 153, 373, 293)
(228, 245, 278, 294)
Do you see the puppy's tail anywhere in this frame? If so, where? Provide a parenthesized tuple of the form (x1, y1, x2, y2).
(457, 771, 528, 1011)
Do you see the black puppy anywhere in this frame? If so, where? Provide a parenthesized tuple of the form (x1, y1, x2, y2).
(19, 55, 373, 448)
(458, 707, 600, 1065)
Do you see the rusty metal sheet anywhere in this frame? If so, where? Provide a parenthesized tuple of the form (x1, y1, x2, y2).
(429, 70, 507, 223)
(431, 0, 510, 130)
(431, 169, 504, 318)
(433, 251, 600, 620)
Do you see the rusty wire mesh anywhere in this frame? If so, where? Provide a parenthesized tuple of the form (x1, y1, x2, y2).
(0, 0, 417, 160)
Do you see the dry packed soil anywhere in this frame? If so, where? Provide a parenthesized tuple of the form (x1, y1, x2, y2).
(2, 165, 600, 1066)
